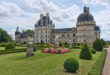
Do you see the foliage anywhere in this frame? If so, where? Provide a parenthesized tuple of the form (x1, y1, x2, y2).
(0, 28, 12, 43)
(0, 48, 26, 54)
(88, 49, 107, 75)
(0, 42, 7, 47)
(59, 42, 63, 46)
(80, 44, 92, 60)
(64, 58, 79, 72)
(41, 40, 44, 45)
(64, 42, 68, 45)
(101, 39, 107, 47)
(57, 48, 62, 54)
(93, 39, 103, 51)
(5, 43, 15, 49)
(34, 43, 48, 50)
(91, 49, 96, 54)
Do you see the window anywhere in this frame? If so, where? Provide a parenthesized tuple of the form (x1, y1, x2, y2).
(62, 34, 64, 37)
(73, 34, 75, 37)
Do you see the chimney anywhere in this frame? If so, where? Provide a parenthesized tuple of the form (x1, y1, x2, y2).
(86, 7, 89, 13)
(40, 14, 43, 19)
(84, 6, 89, 13)
(16, 27, 19, 32)
(46, 13, 49, 17)
(84, 6, 87, 13)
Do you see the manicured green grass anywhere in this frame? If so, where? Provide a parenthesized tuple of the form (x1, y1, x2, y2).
(0, 49, 101, 75)
(0, 47, 5, 50)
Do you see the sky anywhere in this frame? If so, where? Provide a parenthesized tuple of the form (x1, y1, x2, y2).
(0, 0, 110, 40)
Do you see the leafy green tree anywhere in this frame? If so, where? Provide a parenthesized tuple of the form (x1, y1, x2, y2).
(0, 28, 12, 42)
(80, 43, 92, 60)
(93, 39, 103, 51)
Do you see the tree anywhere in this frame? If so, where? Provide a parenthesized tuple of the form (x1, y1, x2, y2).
(0, 28, 12, 43)
(93, 39, 103, 51)
(80, 43, 92, 60)
(101, 39, 107, 47)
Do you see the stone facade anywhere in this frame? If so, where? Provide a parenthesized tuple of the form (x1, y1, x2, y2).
(15, 6, 101, 44)
(15, 27, 34, 43)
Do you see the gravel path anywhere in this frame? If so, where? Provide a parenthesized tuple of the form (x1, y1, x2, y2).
(102, 46, 110, 75)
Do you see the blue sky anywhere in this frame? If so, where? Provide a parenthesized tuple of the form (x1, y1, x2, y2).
(0, 0, 110, 40)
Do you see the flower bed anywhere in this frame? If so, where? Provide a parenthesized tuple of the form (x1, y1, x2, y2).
(42, 48, 71, 54)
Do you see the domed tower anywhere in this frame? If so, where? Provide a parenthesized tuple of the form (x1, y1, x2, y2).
(15, 27, 21, 43)
(76, 6, 96, 44)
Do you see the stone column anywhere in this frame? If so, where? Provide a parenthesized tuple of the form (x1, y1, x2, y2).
(26, 36, 34, 57)
(69, 40, 72, 49)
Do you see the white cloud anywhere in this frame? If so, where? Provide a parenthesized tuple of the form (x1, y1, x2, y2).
(25, 0, 81, 28)
(83, 0, 110, 7)
(0, 0, 110, 40)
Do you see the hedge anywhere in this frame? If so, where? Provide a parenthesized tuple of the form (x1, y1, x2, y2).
(88, 49, 107, 75)
(0, 48, 26, 54)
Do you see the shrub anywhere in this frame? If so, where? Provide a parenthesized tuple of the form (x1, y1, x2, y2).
(101, 39, 107, 47)
(0, 48, 26, 54)
(57, 48, 62, 54)
(0, 42, 7, 47)
(59, 42, 63, 46)
(64, 58, 79, 72)
(88, 49, 107, 75)
(5, 43, 15, 49)
(91, 49, 96, 54)
(93, 39, 103, 51)
(80, 44, 92, 60)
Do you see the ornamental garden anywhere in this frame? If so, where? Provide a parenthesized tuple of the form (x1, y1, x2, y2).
(0, 28, 109, 75)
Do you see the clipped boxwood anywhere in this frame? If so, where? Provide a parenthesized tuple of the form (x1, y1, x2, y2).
(93, 39, 103, 51)
(64, 58, 79, 72)
(5, 43, 15, 49)
(80, 44, 92, 60)
(88, 49, 107, 75)
(0, 48, 26, 54)
(91, 49, 96, 54)
(58, 50, 61, 54)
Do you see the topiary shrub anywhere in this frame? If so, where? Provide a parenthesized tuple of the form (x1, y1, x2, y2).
(58, 50, 61, 54)
(80, 44, 92, 60)
(93, 39, 103, 51)
(91, 49, 96, 54)
(5, 43, 15, 49)
(64, 58, 79, 72)
(59, 42, 63, 46)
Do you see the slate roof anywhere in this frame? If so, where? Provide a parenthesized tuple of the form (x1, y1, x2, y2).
(20, 32, 34, 38)
(52, 28, 76, 33)
(77, 6, 94, 22)
(77, 13, 94, 22)
(35, 16, 52, 27)
(95, 26, 100, 31)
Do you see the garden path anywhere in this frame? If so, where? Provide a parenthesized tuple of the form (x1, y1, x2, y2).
(102, 46, 110, 75)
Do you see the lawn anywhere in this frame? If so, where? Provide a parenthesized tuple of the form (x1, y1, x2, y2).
(0, 49, 101, 75)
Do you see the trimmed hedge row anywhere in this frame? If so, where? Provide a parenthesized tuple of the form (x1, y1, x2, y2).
(0, 48, 26, 54)
(88, 49, 107, 75)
